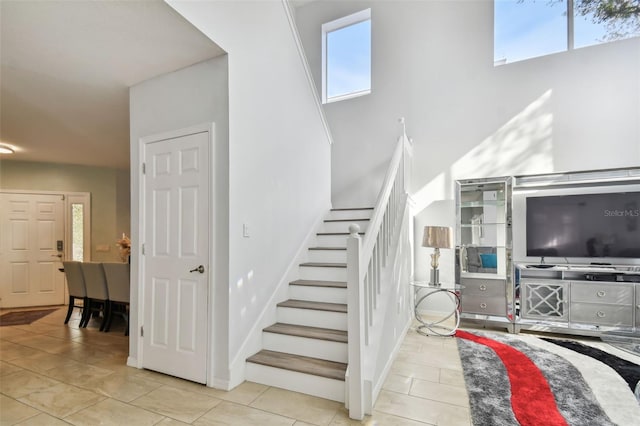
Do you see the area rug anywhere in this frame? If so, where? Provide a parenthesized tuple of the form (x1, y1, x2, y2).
(456, 330, 640, 426)
(0, 308, 58, 326)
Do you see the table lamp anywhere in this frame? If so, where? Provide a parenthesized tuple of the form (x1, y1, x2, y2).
(422, 226, 453, 286)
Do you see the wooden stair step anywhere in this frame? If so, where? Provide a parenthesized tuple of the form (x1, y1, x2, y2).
(277, 299, 347, 313)
(324, 218, 370, 223)
(264, 323, 348, 343)
(308, 247, 346, 251)
(317, 232, 364, 236)
(247, 350, 347, 381)
(299, 262, 346, 268)
(330, 207, 374, 211)
(289, 279, 346, 288)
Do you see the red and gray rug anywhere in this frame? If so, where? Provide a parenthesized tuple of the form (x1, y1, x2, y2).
(456, 330, 640, 426)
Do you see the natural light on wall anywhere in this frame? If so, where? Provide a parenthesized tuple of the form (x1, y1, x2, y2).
(494, 0, 640, 65)
(451, 90, 555, 180)
(322, 8, 371, 103)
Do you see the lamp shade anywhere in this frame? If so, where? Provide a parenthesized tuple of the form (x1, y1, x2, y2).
(422, 226, 453, 249)
(0, 144, 14, 154)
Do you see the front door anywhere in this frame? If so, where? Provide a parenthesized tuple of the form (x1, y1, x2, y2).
(142, 130, 210, 384)
(0, 193, 65, 308)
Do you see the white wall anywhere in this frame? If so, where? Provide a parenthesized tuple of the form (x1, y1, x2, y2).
(294, 0, 640, 280)
(167, 0, 332, 387)
(129, 57, 230, 377)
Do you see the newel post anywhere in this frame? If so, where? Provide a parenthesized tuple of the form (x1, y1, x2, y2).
(347, 224, 365, 420)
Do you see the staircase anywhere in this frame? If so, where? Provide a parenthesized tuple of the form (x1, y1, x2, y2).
(245, 207, 373, 402)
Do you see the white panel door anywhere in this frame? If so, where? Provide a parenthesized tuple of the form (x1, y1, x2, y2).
(0, 193, 65, 308)
(142, 131, 209, 384)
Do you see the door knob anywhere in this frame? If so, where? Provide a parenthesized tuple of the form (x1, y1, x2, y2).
(190, 265, 205, 274)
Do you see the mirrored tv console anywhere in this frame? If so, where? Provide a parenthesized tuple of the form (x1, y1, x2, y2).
(456, 167, 640, 337)
(515, 263, 640, 337)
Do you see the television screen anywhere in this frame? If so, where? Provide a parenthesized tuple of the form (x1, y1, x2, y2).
(526, 191, 640, 259)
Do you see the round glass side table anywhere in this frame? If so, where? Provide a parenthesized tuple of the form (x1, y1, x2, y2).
(410, 281, 461, 336)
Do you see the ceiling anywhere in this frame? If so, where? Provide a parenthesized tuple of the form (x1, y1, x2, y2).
(0, 0, 225, 169)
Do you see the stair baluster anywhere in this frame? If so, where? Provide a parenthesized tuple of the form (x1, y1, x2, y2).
(346, 122, 413, 419)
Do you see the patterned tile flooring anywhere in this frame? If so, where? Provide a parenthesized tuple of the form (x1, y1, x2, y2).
(0, 308, 470, 425)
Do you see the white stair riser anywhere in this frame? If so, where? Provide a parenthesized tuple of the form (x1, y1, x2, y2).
(322, 220, 369, 233)
(307, 249, 347, 263)
(277, 307, 347, 331)
(245, 363, 345, 402)
(329, 210, 373, 221)
(315, 234, 349, 247)
(299, 266, 346, 282)
(289, 284, 347, 304)
(262, 333, 347, 363)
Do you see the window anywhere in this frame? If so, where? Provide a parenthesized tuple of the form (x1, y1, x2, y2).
(66, 193, 90, 262)
(71, 203, 84, 261)
(494, 0, 640, 65)
(322, 9, 371, 103)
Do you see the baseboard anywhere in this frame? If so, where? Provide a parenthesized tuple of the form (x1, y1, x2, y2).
(227, 204, 331, 388)
(126, 356, 138, 368)
(210, 377, 232, 391)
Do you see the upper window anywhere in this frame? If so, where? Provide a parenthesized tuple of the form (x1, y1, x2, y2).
(322, 9, 371, 103)
(495, 0, 640, 65)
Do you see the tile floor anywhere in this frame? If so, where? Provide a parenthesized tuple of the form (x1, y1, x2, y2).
(0, 307, 470, 426)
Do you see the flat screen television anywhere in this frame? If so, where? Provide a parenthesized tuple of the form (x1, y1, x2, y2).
(526, 191, 640, 259)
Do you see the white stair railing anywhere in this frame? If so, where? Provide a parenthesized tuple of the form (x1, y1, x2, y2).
(346, 119, 413, 419)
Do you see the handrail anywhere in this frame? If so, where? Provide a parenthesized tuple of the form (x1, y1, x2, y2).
(346, 119, 412, 419)
(281, 0, 334, 145)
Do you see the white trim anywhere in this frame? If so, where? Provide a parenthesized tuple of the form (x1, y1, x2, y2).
(137, 122, 215, 385)
(126, 356, 137, 367)
(0, 189, 87, 197)
(567, 0, 574, 50)
(324, 89, 371, 104)
(206, 122, 217, 388)
(321, 8, 371, 40)
(321, 8, 371, 104)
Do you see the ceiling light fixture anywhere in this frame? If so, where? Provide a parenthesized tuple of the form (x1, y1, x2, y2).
(0, 144, 15, 154)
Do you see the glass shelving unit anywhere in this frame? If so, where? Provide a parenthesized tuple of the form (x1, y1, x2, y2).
(455, 177, 514, 332)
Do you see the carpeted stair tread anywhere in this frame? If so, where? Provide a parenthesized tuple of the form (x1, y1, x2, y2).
(247, 350, 347, 381)
(264, 323, 348, 343)
(289, 279, 347, 288)
(277, 299, 347, 313)
(299, 262, 346, 268)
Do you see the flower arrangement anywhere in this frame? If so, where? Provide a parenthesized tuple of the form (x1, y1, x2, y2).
(116, 233, 131, 263)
